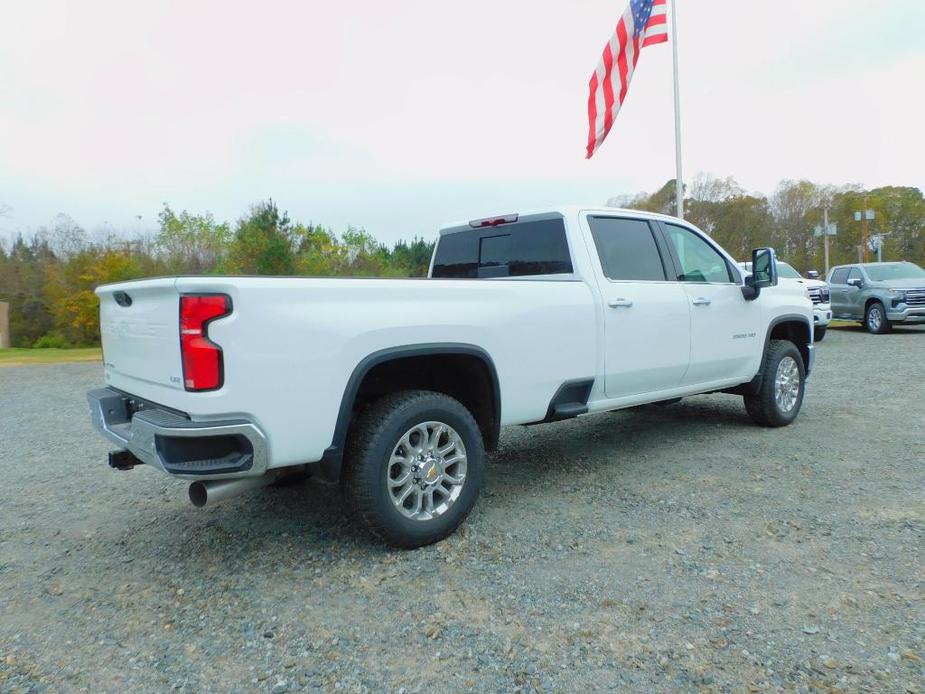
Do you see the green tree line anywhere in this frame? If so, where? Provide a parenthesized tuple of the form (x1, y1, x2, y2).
(0, 200, 434, 347)
(1, 180, 923, 348)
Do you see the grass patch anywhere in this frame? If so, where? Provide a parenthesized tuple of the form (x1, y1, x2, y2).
(0, 347, 102, 367)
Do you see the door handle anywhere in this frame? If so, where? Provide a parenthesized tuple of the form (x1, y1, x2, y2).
(608, 298, 633, 308)
(691, 297, 711, 306)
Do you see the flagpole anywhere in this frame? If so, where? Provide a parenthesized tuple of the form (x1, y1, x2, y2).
(670, 0, 684, 219)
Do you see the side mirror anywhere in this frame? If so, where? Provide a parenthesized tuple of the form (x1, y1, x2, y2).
(751, 247, 778, 288)
(741, 247, 778, 300)
(846, 277, 863, 288)
(807, 270, 820, 280)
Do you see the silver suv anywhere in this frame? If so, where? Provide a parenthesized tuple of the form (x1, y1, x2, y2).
(827, 261, 925, 333)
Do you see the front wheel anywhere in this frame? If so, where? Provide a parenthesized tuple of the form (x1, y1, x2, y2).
(342, 390, 484, 548)
(865, 301, 892, 334)
(744, 340, 806, 427)
(813, 326, 827, 342)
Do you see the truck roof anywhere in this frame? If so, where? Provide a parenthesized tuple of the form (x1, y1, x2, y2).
(439, 206, 684, 235)
(830, 261, 915, 269)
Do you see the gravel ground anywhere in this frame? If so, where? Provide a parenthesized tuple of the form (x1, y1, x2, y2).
(1, 326, 923, 693)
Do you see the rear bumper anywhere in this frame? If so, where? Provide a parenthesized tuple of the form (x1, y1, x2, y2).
(87, 388, 269, 480)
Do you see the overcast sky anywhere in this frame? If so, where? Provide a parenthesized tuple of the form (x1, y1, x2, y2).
(2, 0, 923, 243)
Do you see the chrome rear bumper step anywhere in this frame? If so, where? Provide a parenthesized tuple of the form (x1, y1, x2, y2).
(87, 388, 269, 480)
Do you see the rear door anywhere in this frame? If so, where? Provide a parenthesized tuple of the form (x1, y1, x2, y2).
(97, 279, 184, 393)
(660, 222, 761, 387)
(586, 215, 690, 398)
(828, 267, 852, 317)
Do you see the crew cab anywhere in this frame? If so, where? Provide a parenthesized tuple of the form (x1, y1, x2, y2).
(87, 208, 814, 547)
(827, 261, 925, 333)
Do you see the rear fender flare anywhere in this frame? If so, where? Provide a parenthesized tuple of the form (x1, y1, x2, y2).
(318, 343, 501, 478)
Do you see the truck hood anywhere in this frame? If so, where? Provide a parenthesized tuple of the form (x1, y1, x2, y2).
(803, 278, 829, 289)
(871, 279, 925, 290)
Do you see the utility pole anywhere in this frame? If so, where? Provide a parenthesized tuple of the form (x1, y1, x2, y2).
(855, 197, 874, 263)
(813, 209, 835, 275)
(823, 208, 830, 275)
(861, 196, 869, 263)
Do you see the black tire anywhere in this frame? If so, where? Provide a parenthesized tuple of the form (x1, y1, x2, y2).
(864, 301, 891, 334)
(341, 390, 484, 548)
(813, 326, 827, 342)
(743, 340, 806, 427)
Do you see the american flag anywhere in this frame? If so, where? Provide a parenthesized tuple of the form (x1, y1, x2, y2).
(586, 0, 669, 158)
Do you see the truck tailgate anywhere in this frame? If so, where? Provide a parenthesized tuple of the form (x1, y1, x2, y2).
(98, 279, 184, 395)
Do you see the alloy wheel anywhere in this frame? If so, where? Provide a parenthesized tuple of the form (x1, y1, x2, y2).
(774, 356, 800, 413)
(387, 421, 468, 521)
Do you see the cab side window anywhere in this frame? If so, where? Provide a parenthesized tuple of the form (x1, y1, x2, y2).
(847, 267, 863, 283)
(588, 217, 667, 281)
(829, 268, 849, 284)
(663, 224, 733, 283)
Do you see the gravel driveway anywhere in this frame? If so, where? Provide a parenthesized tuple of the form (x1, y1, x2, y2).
(1, 326, 923, 693)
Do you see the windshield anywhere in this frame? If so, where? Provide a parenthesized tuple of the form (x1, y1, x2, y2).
(865, 263, 925, 281)
(777, 262, 802, 279)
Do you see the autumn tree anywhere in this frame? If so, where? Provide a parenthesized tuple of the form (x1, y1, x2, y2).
(0, 236, 56, 346)
(224, 200, 296, 275)
(294, 223, 348, 275)
(44, 247, 150, 345)
(156, 205, 230, 274)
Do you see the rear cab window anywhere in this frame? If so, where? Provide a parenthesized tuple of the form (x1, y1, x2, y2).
(432, 214, 573, 278)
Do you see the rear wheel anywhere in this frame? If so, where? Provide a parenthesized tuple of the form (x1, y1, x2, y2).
(813, 326, 827, 342)
(342, 390, 484, 548)
(744, 340, 805, 427)
(865, 301, 891, 334)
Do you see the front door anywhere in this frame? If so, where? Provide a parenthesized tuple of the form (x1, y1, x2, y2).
(661, 223, 762, 386)
(586, 216, 691, 398)
(844, 267, 867, 318)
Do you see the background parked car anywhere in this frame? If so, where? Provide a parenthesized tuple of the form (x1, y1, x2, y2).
(827, 261, 925, 334)
(740, 261, 831, 340)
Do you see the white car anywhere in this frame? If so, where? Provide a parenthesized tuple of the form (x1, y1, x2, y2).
(88, 207, 814, 547)
(740, 261, 831, 341)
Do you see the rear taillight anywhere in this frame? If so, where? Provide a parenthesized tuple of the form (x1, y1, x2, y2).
(179, 294, 231, 391)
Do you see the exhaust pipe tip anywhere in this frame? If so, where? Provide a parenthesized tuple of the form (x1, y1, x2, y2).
(188, 473, 277, 508)
(188, 481, 208, 508)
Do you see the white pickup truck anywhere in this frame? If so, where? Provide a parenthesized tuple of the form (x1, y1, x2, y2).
(88, 207, 814, 547)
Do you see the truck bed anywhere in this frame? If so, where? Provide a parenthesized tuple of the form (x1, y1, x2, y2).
(97, 275, 598, 468)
